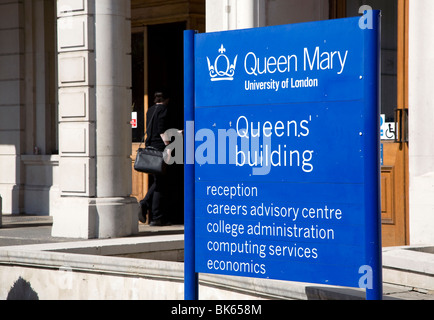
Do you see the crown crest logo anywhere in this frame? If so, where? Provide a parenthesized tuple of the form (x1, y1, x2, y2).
(207, 44, 238, 81)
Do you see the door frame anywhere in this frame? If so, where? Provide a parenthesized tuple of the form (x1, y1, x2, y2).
(131, 26, 149, 202)
(381, 0, 409, 246)
(396, 0, 410, 244)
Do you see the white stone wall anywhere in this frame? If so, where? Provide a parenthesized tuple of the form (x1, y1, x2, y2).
(408, 0, 434, 245)
(0, 240, 296, 300)
(0, 0, 25, 214)
(206, 0, 328, 32)
(0, 0, 59, 216)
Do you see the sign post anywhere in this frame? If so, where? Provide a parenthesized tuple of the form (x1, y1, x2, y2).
(362, 12, 383, 300)
(184, 29, 199, 301)
(184, 12, 382, 300)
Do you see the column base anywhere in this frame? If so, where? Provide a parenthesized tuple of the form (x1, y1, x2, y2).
(52, 196, 139, 239)
(0, 184, 23, 215)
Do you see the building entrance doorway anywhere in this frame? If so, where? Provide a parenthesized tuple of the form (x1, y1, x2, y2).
(129, 0, 204, 225)
(131, 22, 186, 224)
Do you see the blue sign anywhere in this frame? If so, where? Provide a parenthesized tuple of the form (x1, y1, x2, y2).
(185, 13, 382, 299)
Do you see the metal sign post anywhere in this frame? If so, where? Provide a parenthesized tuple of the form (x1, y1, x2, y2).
(184, 29, 199, 301)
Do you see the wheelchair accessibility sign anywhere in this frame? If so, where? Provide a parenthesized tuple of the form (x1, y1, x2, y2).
(380, 115, 395, 140)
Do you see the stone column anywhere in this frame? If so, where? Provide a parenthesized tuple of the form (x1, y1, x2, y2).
(408, 0, 434, 245)
(53, 0, 138, 239)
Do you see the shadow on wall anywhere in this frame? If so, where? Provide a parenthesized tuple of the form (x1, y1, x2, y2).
(7, 277, 39, 300)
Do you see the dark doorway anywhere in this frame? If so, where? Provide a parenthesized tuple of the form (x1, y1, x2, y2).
(143, 22, 186, 224)
(148, 22, 186, 131)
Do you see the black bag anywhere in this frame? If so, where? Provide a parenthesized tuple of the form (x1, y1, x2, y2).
(134, 146, 167, 175)
(134, 105, 167, 175)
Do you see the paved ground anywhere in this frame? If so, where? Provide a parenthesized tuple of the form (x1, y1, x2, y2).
(0, 214, 184, 247)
